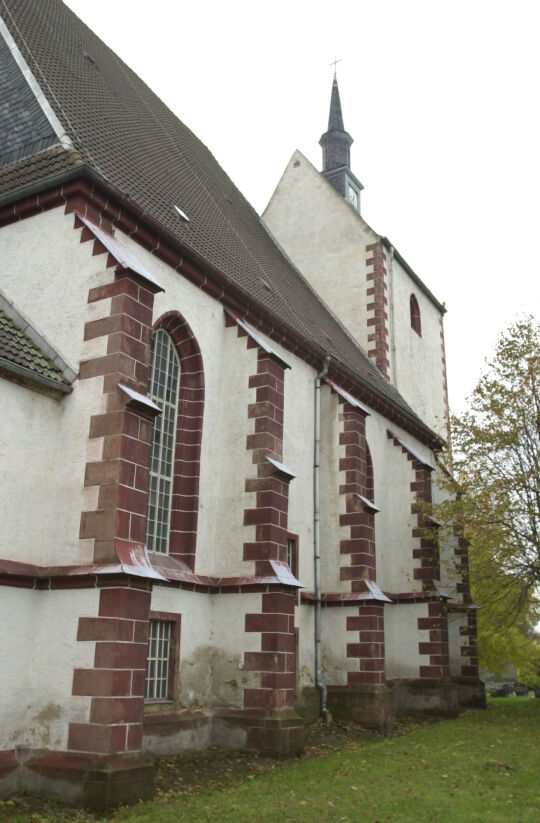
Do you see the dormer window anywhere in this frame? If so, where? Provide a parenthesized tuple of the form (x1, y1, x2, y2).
(410, 294, 421, 336)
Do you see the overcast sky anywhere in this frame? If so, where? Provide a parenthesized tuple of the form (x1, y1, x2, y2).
(64, 0, 540, 414)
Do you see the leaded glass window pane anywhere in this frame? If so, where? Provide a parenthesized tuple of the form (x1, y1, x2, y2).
(145, 620, 172, 699)
(145, 329, 180, 554)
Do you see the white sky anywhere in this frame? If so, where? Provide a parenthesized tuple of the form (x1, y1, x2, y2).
(64, 0, 540, 414)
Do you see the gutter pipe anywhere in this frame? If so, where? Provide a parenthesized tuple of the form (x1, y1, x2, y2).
(314, 356, 330, 717)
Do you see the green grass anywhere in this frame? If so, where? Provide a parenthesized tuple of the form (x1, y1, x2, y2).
(3, 699, 540, 823)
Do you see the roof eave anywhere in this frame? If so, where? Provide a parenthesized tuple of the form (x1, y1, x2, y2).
(382, 237, 446, 314)
(0, 357, 72, 395)
(0, 168, 442, 449)
(0, 160, 89, 209)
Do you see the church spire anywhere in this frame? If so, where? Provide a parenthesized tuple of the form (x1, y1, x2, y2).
(327, 74, 346, 134)
(319, 75, 353, 173)
(319, 73, 363, 213)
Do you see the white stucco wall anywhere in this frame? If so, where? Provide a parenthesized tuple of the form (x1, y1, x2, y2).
(368, 413, 428, 593)
(148, 255, 257, 577)
(384, 602, 430, 679)
(321, 608, 350, 685)
(0, 208, 113, 371)
(431, 466, 462, 598)
(282, 356, 316, 591)
(389, 256, 447, 440)
(0, 199, 455, 737)
(319, 387, 344, 591)
(263, 151, 379, 357)
(295, 603, 315, 689)
(1, 587, 97, 751)
(149, 586, 262, 709)
(264, 152, 450, 443)
(1, 208, 113, 565)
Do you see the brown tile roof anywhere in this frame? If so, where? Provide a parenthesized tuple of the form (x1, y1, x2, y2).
(0, 144, 84, 197)
(0, 0, 434, 436)
(0, 308, 70, 388)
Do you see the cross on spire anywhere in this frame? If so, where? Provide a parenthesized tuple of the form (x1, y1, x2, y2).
(329, 57, 342, 77)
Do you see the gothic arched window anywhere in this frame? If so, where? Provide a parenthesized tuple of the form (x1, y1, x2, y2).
(410, 294, 421, 336)
(146, 328, 181, 554)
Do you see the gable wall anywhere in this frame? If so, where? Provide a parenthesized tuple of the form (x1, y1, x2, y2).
(264, 154, 450, 443)
(388, 255, 448, 439)
(263, 153, 379, 358)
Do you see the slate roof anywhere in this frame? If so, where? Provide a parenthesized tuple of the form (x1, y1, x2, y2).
(0, 308, 71, 388)
(0, 0, 436, 438)
(0, 27, 58, 166)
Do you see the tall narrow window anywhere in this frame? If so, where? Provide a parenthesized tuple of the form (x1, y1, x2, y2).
(146, 329, 180, 554)
(365, 444, 374, 503)
(410, 294, 421, 336)
(145, 619, 172, 699)
(287, 534, 299, 578)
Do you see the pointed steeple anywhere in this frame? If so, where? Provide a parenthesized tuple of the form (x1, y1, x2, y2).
(319, 74, 363, 212)
(327, 75, 346, 134)
(320, 75, 353, 173)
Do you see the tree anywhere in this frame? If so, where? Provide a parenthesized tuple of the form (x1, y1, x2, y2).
(434, 316, 540, 676)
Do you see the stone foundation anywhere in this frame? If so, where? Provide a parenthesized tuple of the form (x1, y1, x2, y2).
(295, 687, 323, 724)
(390, 679, 459, 716)
(453, 677, 486, 709)
(326, 685, 395, 731)
(0, 751, 153, 811)
(245, 708, 305, 758)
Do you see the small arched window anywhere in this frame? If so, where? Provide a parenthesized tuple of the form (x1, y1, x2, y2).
(410, 294, 421, 336)
(146, 328, 181, 554)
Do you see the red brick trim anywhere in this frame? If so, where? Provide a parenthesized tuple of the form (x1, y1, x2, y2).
(0, 749, 17, 779)
(244, 588, 297, 710)
(242, 341, 289, 576)
(142, 709, 208, 735)
(227, 323, 298, 714)
(346, 603, 385, 686)
(0, 180, 439, 449)
(454, 533, 472, 605)
(70, 585, 151, 755)
(333, 389, 385, 686)
(77, 213, 159, 564)
(387, 431, 439, 591)
(417, 601, 450, 680)
(387, 432, 449, 680)
(365, 241, 390, 379)
(152, 311, 205, 570)
(0, 558, 300, 593)
(460, 610, 479, 678)
(338, 400, 376, 589)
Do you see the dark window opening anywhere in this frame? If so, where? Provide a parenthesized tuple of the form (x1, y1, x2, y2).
(410, 294, 421, 336)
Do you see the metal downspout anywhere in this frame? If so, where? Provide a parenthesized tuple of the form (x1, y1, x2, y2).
(314, 357, 329, 717)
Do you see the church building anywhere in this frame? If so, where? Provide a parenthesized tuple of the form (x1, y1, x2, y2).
(0, 0, 483, 809)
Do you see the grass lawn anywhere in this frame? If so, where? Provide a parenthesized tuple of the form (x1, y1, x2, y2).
(2, 698, 539, 823)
